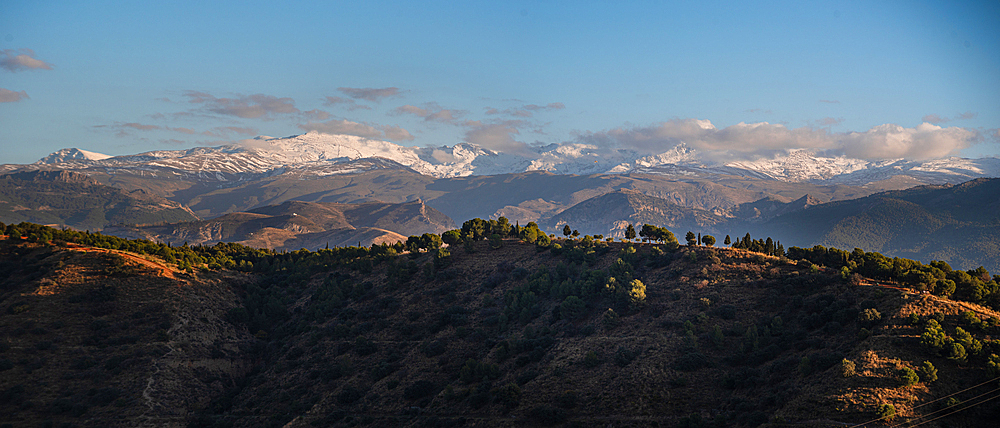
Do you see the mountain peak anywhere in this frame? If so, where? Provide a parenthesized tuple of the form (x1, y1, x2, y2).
(35, 148, 112, 164)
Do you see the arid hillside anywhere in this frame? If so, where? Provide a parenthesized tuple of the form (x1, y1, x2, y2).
(1, 225, 998, 427)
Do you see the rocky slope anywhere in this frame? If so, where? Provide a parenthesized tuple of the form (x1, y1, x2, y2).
(0, 238, 256, 428)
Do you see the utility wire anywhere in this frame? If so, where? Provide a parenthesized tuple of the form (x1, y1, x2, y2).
(892, 385, 1000, 425)
(895, 388, 1000, 428)
(843, 376, 999, 428)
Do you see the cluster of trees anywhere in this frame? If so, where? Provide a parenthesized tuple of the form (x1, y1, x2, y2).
(456, 218, 550, 246)
(639, 224, 677, 246)
(788, 244, 1000, 310)
(728, 233, 784, 257)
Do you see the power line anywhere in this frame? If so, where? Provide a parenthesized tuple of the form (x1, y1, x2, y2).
(892, 385, 1000, 425)
(843, 376, 999, 428)
(895, 388, 1000, 428)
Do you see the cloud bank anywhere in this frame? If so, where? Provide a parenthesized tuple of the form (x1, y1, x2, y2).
(0, 49, 53, 72)
(577, 119, 980, 161)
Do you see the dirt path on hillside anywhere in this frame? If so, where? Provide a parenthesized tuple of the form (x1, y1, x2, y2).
(65, 243, 178, 279)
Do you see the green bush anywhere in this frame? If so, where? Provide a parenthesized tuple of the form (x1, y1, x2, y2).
(876, 403, 896, 422)
(920, 361, 938, 383)
(898, 367, 919, 387)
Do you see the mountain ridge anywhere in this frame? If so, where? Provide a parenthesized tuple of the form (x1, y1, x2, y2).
(8, 132, 998, 186)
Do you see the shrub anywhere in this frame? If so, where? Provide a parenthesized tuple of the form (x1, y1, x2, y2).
(841, 359, 856, 377)
(859, 308, 881, 326)
(459, 359, 499, 384)
(876, 403, 896, 422)
(948, 342, 967, 363)
(494, 383, 521, 408)
(898, 367, 919, 387)
(920, 361, 938, 383)
(986, 354, 1000, 378)
(583, 351, 601, 368)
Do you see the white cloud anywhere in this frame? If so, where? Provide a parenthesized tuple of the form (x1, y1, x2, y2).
(298, 119, 414, 142)
(0, 49, 53, 72)
(838, 123, 977, 160)
(0, 88, 29, 102)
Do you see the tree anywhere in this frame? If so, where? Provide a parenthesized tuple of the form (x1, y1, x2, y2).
(898, 367, 919, 387)
(920, 361, 937, 383)
(724, 235, 731, 246)
(627, 279, 646, 309)
(496, 217, 512, 237)
(442, 230, 462, 246)
(489, 233, 503, 249)
(563, 225, 572, 238)
(560, 296, 586, 320)
(702, 235, 716, 247)
(571, 230, 580, 238)
(420, 233, 443, 251)
(624, 224, 636, 241)
(948, 342, 967, 363)
(685, 231, 697, 246)
(876, 404, 896, 422)
(520, 224, 539, 244)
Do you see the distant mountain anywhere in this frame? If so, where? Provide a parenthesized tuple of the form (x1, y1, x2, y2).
(34, 148, 112, 164)
(749, 178, 1000, 272)
(7, 132, 997, 188)
(0, 170, 198, 230)
(540, 189, 727, 239)
(105, 200, 455, 250)
(728, 194, 824, 223)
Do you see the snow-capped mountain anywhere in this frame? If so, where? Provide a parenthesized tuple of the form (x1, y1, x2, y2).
(12, 132, 1000, 186)
(35, 148, 112, 164)
(722, 150, 1000, 186)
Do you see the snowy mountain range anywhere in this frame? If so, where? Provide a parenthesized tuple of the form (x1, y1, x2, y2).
(9, 131, 999, 186)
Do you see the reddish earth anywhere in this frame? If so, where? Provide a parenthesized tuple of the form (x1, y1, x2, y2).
(64, 242, 178, 279)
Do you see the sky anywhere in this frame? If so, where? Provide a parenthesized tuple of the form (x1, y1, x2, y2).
(1, 0, 998, 165)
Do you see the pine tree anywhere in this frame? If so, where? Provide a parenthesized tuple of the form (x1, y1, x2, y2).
(625, 224, 636, 241)
(724, 235, 731, 246)
(563, 225, 572, 237)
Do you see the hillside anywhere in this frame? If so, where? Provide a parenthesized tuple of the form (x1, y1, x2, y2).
(0, 171, 198, 230)
(749, 178, 1000, 272)
(104, 200, 454, 251)
(2, 224, 998, 427)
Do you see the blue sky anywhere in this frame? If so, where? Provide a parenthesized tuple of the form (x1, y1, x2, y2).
(1, 0, 998, 164)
